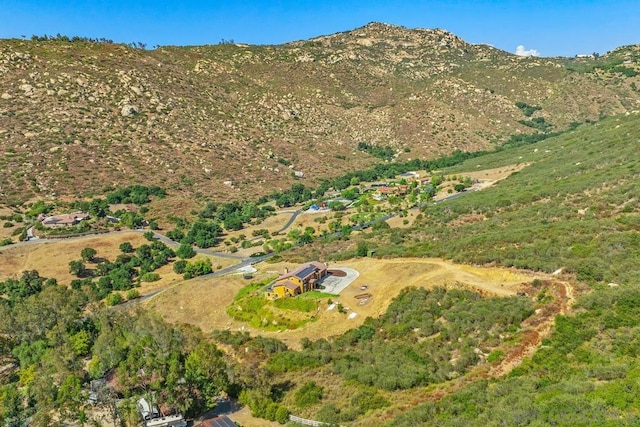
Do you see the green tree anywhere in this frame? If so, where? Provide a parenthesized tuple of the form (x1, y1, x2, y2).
(119, 241, 134, 253)
(454, 183, 467, 192)
(80, 247, 97, 262)
(356, 242, 369, 257)
(183, 258, 213, 279)
(69, 260, 85, 277)
(298, 232, 314, 245)
(173, 260, 187, 274)
(185, 341, 229, 411)
(176, 243, 196, 259)
(68, 330, 91, 357)
(223, 215, 244, 231)
(328, 201, 346, 211)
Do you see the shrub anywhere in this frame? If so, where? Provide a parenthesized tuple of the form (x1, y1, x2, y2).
(275, 406, 290, 424)
(143, 231, 156, 241)
(295, 381, 323, 407)
(173, 260, 187, 274)
(119, 241, 134, 253)
(105, 293, 123, 306)
(183, 258, 213, 279)
(140, 272, 160, 282)
(176, 243, 196, 259)
(487, 350, 504, 363)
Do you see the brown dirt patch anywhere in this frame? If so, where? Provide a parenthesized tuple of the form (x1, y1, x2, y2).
(463, 163, 529, 183)
(328, 269, 346, 277)
(432, 163, 529, 202)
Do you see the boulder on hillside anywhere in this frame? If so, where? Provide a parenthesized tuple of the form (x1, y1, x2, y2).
(121, 104, 139, 117)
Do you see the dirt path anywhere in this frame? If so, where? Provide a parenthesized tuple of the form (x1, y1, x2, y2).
(364, 278, 579, 426)
(150, 257, 539, 349)
(488, 280, 576, 377)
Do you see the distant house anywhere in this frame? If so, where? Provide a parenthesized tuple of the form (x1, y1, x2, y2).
(138, 397, 160, 421)
(137, 397, 186, 427)
(40, 211, 90, 228)
(145, 415, 187, 427)
(399, 171, 420, 179)
(372, 186, 395, 200)
(396, 184, 409, 195)
(266, 261, 328, 299)
(373, 185, 412, 200)
(200, 415, 236, 427)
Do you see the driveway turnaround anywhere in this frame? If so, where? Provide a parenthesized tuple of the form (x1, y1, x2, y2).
(320, 267, 359, 295)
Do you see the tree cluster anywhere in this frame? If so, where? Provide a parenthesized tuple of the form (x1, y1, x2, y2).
(68, 240, 175, 300)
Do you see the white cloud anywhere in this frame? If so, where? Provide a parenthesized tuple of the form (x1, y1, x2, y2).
(515, 45, 540, 57)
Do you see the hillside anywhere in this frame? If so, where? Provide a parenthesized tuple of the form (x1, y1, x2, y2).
(240, 112, 640, 426)
(356, 112, 640, 285)
(1, 23, 640, 204)
(2, 23, 640, 425)
(2, 114, 640, 425)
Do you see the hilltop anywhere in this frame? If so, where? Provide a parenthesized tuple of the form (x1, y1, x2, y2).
(1, 23, 639, 204)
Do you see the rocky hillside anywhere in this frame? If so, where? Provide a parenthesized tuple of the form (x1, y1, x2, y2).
(1, 22, 639, 204)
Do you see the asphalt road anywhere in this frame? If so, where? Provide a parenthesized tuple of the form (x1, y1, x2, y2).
(5, 189, 477, 305)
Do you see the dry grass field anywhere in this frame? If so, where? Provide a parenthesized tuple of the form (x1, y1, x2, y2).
(0, 232, 236, 295)
(149, 257, 540, 349)
(463, 163, 529, 183)
(385, 210, 419, 228)
(0, 206, 19, 240)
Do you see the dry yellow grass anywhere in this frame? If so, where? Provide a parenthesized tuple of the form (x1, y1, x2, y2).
(0, 232, 236, 297)
(463, 163, 529, 182)
(146, 270, 276, 331)
(0, 206, 19, 240)
(0, 232, 149, 283)
(385, 210, 419, 228)
(149, 257, 540, 350)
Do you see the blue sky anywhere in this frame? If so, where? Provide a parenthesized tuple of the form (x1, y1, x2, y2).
(1, 0, 638, 57)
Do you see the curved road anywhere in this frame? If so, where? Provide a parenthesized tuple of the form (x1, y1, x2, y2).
(3, 191, 476, 304)
(275, 209, 303, 233)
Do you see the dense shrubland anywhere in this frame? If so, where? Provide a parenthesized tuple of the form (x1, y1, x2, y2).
(358, 115, 640, 286)
(391, 283, 640, 426)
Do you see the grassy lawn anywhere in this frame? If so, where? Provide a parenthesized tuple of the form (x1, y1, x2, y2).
(227, 280, 335, 331)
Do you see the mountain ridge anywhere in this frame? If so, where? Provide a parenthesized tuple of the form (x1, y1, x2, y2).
(0, 24, 639, 204)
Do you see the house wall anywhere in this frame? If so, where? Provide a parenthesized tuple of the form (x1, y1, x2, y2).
(268, 263, 327, 299)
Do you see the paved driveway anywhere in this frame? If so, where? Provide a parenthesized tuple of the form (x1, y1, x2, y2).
(320, 267, 359, 295)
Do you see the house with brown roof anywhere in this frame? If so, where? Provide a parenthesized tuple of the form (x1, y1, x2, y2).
(40, 211, 90, 228)
(266, 261, 328, 299)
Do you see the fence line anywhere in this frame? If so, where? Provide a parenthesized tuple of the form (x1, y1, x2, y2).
(289, 414, 331, 427)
